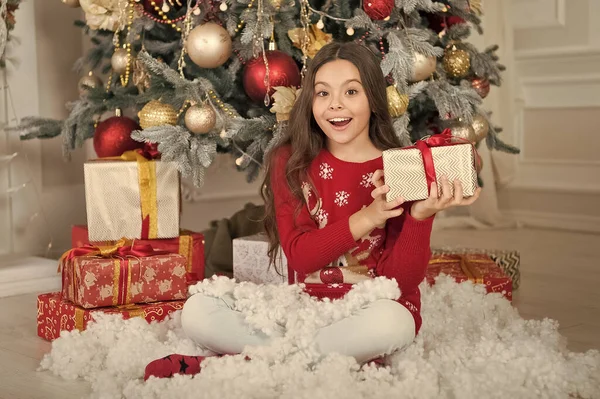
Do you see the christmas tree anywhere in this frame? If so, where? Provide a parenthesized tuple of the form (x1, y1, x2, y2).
(13, 0, 518, 187)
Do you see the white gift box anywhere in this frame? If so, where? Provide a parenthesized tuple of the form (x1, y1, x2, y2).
(233, 234, 288, 284)
(84, 160, 180, 242)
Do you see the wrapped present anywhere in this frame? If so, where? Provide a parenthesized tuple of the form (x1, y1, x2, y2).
(382, 130, 479, 202)
(432, 247, 520, 289)
(61, 240, 189, 308)
(71, 225, 205, 283)
(37, 292, 184, 341)
(84, 150, 180, 242)
(426, 253, 512, 300)
(233, 234, 288, 284)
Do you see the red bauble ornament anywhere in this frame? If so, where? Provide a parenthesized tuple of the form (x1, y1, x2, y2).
(427, 14, 466, 33)
(93, 116, 144, 158)
(243, 50, 301, 104)
(471, 77, 490, 98)
(363, 0, 394, 20)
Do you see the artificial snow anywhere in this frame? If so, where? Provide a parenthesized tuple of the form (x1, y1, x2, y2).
(40, 276, 600, 399)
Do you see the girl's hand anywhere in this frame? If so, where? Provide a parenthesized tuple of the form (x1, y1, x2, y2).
(363, 169, 405, 229)
(410, 175, 482, 220)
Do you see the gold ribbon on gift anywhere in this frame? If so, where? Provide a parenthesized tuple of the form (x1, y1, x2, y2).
(75, 307, 85, 331)
(178, 234, 192, 272)
(428, 255, 486, 285)
(118, 150, 158, 240)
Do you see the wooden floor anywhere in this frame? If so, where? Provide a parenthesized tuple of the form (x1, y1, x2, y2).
(0, 227, 598, 399)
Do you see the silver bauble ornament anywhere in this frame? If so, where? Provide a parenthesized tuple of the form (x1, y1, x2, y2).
(111, 48, 129, 74)
(186, 22, 233, 69)
(185, 104, 217, 134)
(471, 114, 490, 143)
(411, 52, 437, 82)
(78, 72, 102, 96)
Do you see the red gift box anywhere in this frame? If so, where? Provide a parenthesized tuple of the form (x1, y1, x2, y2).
(72, 225, 205, 282)
(426, 253, 512, 300)
(61, 241, 188, 308)
(37, 292, 184, 341)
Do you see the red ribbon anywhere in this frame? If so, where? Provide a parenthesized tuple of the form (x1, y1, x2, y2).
(137, 142, 161, 160)
(60, 240, 168, 268)
(413, 129, 481, 196)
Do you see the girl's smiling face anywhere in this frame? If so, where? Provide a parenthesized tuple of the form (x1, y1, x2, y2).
(312, 59, 372, 153)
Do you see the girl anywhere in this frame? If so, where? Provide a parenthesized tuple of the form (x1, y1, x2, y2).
(144, 41, 480, 380)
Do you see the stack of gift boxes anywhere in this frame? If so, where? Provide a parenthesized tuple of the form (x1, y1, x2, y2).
(37, 151, 205, 341)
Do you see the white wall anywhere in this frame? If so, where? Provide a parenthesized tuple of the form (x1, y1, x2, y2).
(503, 0, 600, 232)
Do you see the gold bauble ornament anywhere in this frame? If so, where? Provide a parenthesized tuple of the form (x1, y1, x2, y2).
(185, 104, 217, 134)
(111, 48, 129, 75)
(78, 72, 102, 96)
(448, 119, 477, 143)
(137, 100, 178, 129)
(471, 114, 490, 143)
(269, 0, 283, 9)
(62, 0, 81, 7)
(443, 44, 471, 78)
(186, 22, 232, 69)
(411, 52, 437, 82)
(386, 86, 409, 118)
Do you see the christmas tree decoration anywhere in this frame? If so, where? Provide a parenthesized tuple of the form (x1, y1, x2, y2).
(363, 0, 394, 20)
(185, 103, 217, 134)
(270, 86, 301, 122)
(78, 72, 102, 96)
(269, 0, 283, 9)
(447, 119, 477, 144)
(386, 86, 409, 118)
(468, 0, 483, 16)
(142, 0, 183, 16)
(133, 57, 151, 93)
(443, 44, 471, 78)
(471, 77, 490, 98)
(186, 22, 232, 69)
(80, 0, 128, 31)
(62, 0, 81, 8)
(93, 111, 143, 158)
(243, 50, 301, 104)
(111, 47, 129, 75)
(14, 0, 520, 189)
(471, 114, 489, 143)
(288, 24, 333, 59)
(411, 52, 437, 82)
(138, 100, 178, 129)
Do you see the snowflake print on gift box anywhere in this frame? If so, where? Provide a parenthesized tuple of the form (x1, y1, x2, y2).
(360, 172, 374, 188)
(319, 162, 333, 180)
(334, 191, 350, 207)
(316, 208, 329, 228)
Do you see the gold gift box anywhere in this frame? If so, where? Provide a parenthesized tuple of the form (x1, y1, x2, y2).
(382, 143, 478, 202)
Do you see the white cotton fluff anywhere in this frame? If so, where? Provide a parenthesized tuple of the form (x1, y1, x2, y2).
(39, 276, 600, 399)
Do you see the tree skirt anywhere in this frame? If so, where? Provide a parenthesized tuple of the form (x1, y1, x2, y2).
(40, 276, 600, 399)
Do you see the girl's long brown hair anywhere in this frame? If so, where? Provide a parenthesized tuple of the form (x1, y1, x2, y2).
(261, 41, 404, 265)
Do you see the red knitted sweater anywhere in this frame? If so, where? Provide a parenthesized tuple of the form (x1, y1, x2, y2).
(271, 146, 434, 334)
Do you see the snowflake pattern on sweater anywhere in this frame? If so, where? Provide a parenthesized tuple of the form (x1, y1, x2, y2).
(272, 146, 435, 335)
(301, 153, 384, 271)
